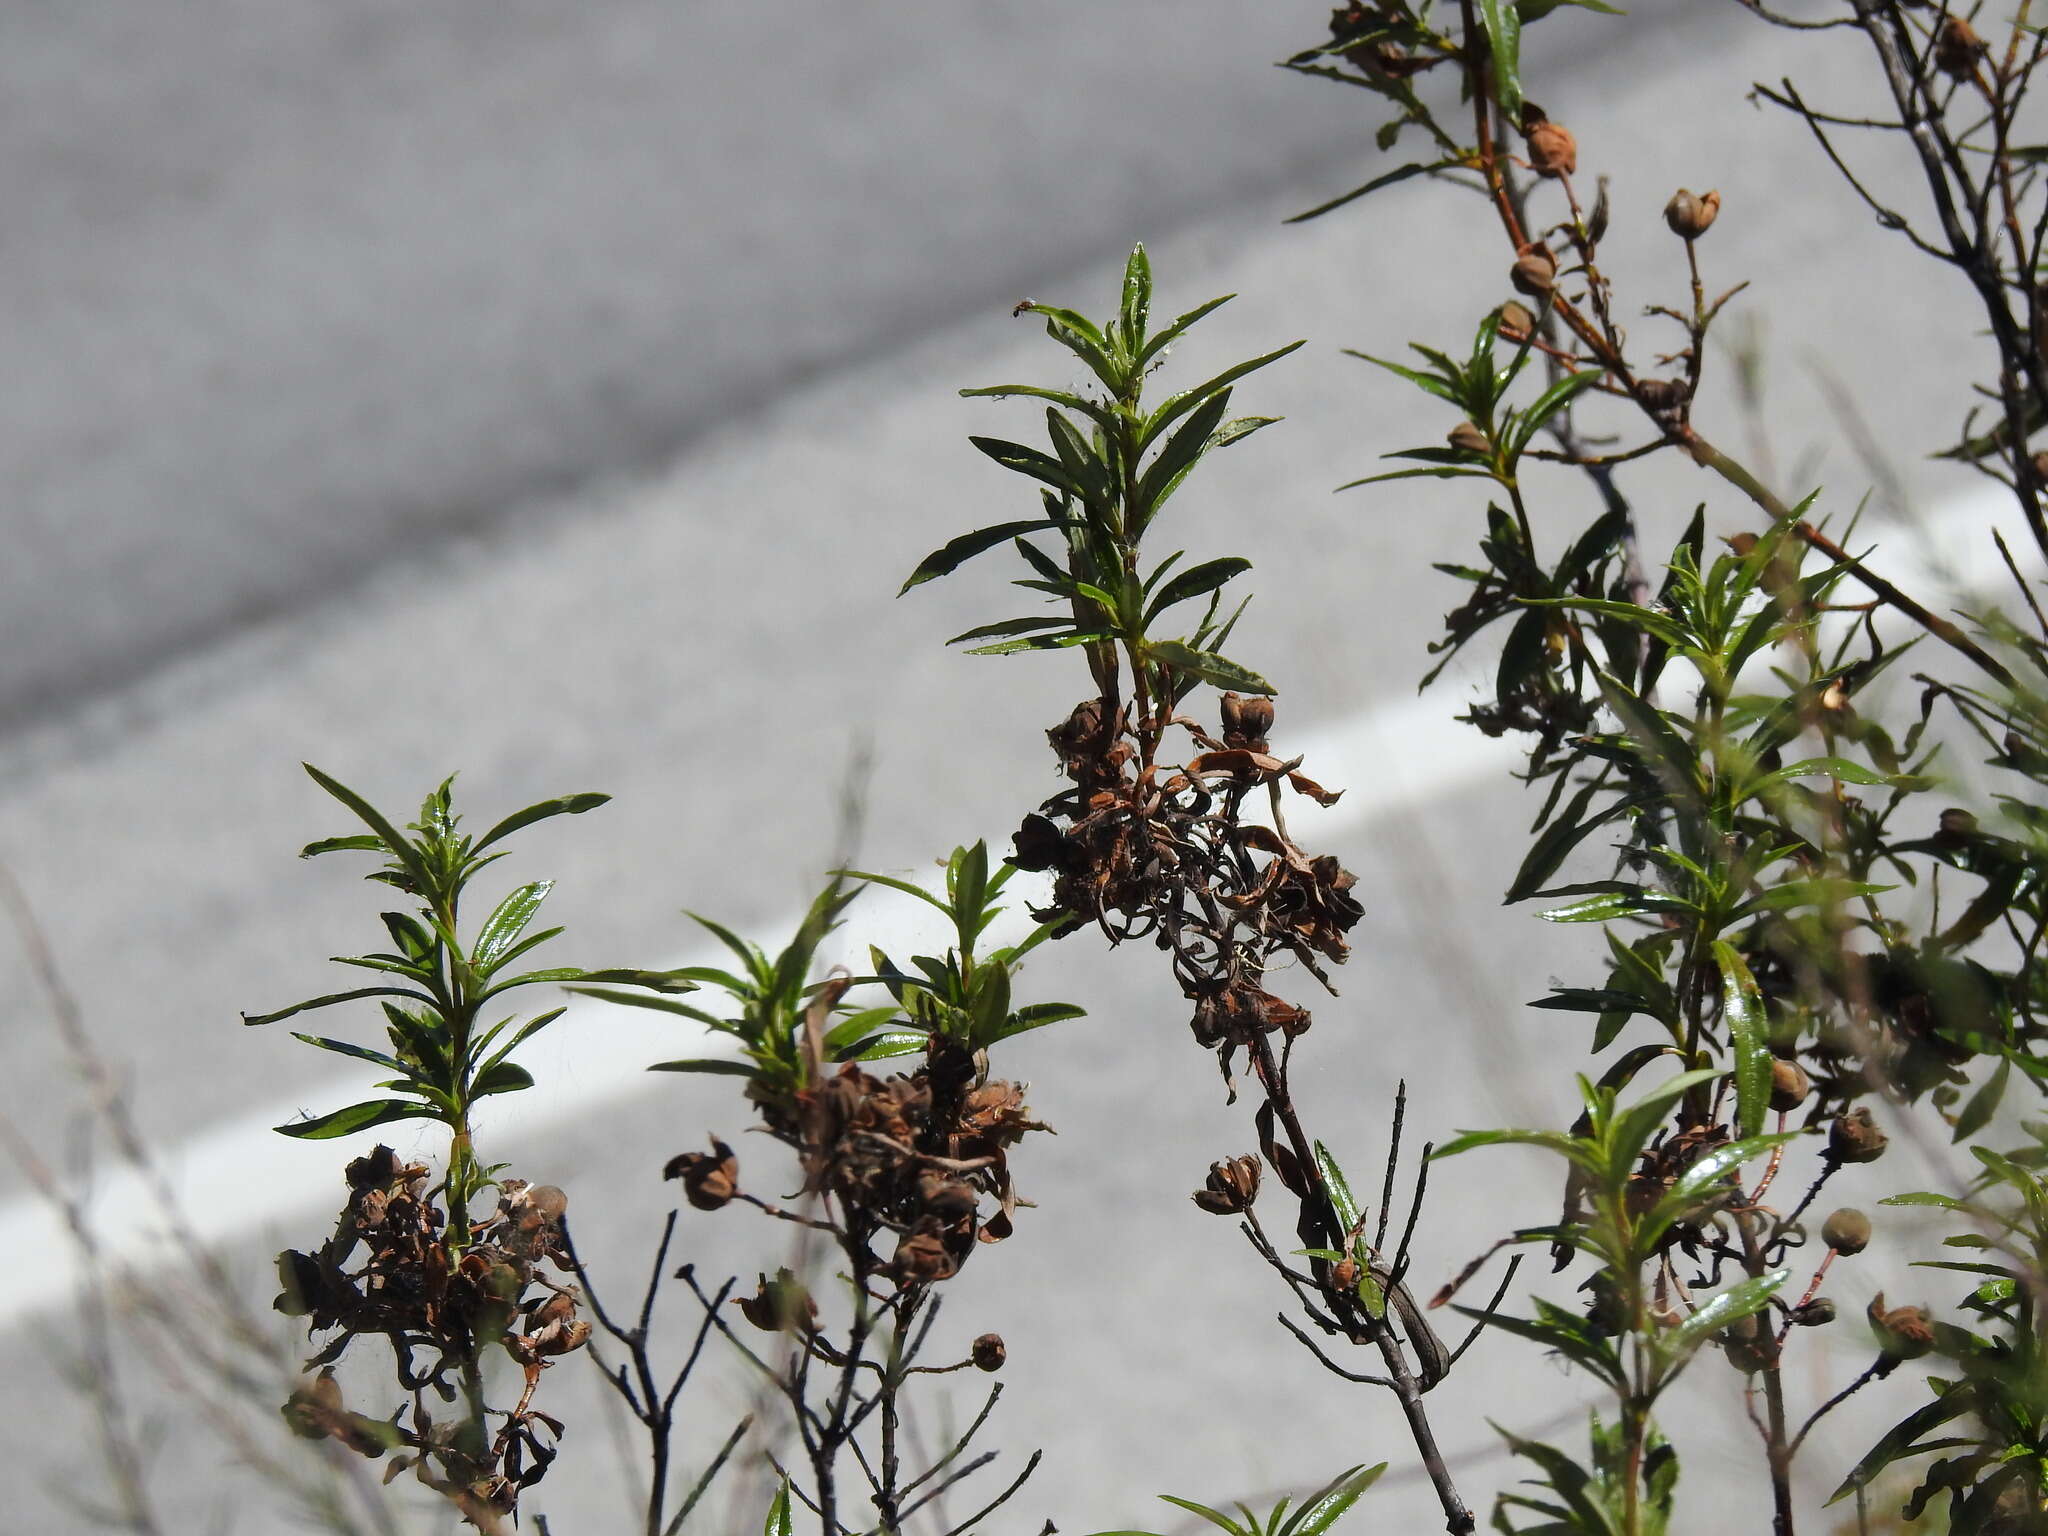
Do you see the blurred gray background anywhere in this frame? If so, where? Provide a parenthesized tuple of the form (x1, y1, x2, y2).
(0, 3, 2032, 1532)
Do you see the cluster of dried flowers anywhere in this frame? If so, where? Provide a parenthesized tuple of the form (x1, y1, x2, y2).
(273, 1146, 588, 1525)
(1014, 690, 1361, 1082)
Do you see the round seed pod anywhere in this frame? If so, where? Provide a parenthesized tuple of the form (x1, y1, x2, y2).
(1663, 188, 1721, 241)
(1794, 1296, 1837, 1327)
(1935, 17, 1987, 79)
(1769, 1058, 1812, 1113)
(1822, 1207, 1872, 1256)
(1526, 120, 1577, 178)
(1498, 301, 1536, 340)
(972, 1333, 1007, 1372)
(1511, 247, 1557, 297)
(1448, 421, 1493, 457)
(1721, 1310, 1772, 1373)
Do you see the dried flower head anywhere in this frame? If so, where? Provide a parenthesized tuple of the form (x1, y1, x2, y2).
(1868, 1293, 1935, 1359)
(1828, 1106, 1889, 1164)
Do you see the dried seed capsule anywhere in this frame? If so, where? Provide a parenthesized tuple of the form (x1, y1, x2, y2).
(1497, 301, 1536, 340)
(1935, 16, 1987, 79)
(1663, 188, 1721, 241)
(1868, 1293, 1934, 1359)
(1635, 377, 1692, 412)
(1448, 420, 1492, 457)
(1720, 1310, 1772, 1373)
(1822, 1207, 1872, 1256)
(1794, 1296, 1837, 1327)
(972, 1333, 1007, 1372)
(1769, 1058, 1811, 1113)
(1935, 808, 1979, 846)
(736, 1269, 817, 1333)
(1511, 247, 1557, 297)
(1192, 1154, 1263, 1215)
(1331, 1255, 1361, 1292)
(1526, 119, 1577, 178)
(1219, 692, 1274, 748)
(664, 1137, 739, 1211)
(1828, 1107, 1889, 1164)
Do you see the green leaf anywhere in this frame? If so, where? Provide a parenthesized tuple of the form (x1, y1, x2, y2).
(1663, 1268, 1789, 1364)
(472, 881, 552, 972)
(1283, 1463, 1387, 1535)
(288, 1033, 412, 1077)
(843, 1030, 929, 1061)
(1882, 1191, 1967, 1209)
(1156, 1496, 1253, 1536)
(1136, 388, 1235, 517)
(274, 1098, 436, 1140)
(1757, 756, 1898, 789)
(1477, 0, 1524, 117)
(1314, 1141, 1361, 1236)
(1829, 1389, 1976, 1505)
(243, 986, 437, 1028)
(1953, 1058, 2012, 1143)
(899, 518, 1065, 594)
(1141, 343, 1305, 452)
(473, 1060, 534, 1097)
(958, 383, 1117, 432)
(648, 1058, 757, 1077)
(1713, 942, 1770, 1138)
(1145, 558, 1252, 625)
(764, 1477, 793, 1536)
(965, 629, 1116, 656)
(472, 792, 610, 854)
(1287, 160, 1457, 224)
(945, 616, 1074, 646)
(1137, 293, 1234, 368)
(1508, 370, 1604, 458)
(1537, 890, 1652, 924)
(300, 835, 385, 859)
(1120, 243, 1152, 353)
(302, 765, 434, 894)
(568, 988, 731, 1029)
(1147, 639, 1275, 694)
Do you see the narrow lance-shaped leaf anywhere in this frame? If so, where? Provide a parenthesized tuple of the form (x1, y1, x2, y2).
(302, 764, 434, 894)
(1663, 1267, 1789, 1366)
(472, 881, 551, 971)
(1282, 1463, 1387, 1536)
(274, 1098, 438, 1140)
(1713, 942, 1771, 1138)
(1477, 0, 1524, 125)
(900, 518, 1066, 595)
(472, 792, 610, 854)
(1147, 639, 1274, 695)
(243, 986, 438, 1027)
(1314, 1141, 1361, 1237)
